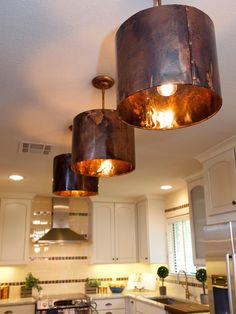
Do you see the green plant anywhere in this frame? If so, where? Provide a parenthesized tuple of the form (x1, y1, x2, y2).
(157, 266, 169, 287)
(25, 272, 42, 292)
(196, 268, 207, 295)
(85, 278, 101, 287)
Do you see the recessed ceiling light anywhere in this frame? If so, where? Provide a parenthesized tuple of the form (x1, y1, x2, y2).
(160, 185, 173, 190)
(9, 174, 24, 181)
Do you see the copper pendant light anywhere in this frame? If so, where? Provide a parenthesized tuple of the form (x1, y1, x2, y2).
(116, 2, 222, 130)
(71, 75, 135, 177)
(53, 153, 98, 196)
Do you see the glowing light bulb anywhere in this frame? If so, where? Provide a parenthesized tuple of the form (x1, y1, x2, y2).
(145, 108, 174, 129)
(97, 160, 113, 175)
(157, 83, 177, 96)
(158, 110, 174, 129)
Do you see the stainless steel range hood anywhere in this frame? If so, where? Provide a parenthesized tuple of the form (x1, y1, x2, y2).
(37, 198, 87, 243)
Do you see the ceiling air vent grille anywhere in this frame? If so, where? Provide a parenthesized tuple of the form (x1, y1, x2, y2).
(18, 142, 53, 155)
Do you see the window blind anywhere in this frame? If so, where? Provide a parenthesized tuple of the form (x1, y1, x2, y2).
(167, 215, 195, 274)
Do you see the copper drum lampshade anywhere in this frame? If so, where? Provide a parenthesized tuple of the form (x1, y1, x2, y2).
(53, 153, 98, 196)
(116, 4, 222, 130)
(71, 75, 135, 177)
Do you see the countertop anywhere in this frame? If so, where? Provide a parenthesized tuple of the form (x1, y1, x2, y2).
(0, 292, 210, 313)
(165, 302, 209, 314)
(89, 292, 210, 313)
(0, 297, 35, 307)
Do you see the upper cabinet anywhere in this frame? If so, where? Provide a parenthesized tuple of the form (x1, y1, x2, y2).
(203, 149, 236, 217)
(186, 175, 206, 265)
(89, 201, 137, 264)
(137, 198, 167, 264)
(196, 136, 236, 224)
(0, 198, 32, 265)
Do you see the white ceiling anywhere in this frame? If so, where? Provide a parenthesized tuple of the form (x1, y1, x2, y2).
(0, 0, 236, 199)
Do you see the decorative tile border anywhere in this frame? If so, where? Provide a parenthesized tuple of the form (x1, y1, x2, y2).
(165, 278, 207, 288)
(165, 203, 189, 213)
(0, 277, 127, 287)
(29, 256, 88, 261)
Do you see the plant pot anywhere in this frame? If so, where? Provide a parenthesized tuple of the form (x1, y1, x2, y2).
(200, 293, 209, 304)
(159, 286, 167, 296)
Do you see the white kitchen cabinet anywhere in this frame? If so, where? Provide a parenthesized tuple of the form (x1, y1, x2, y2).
(186, 175, 206, 266)
(95, 297, 126, 314)
(0, 304, 35, 314)
(135, 300, 165, 314)
(0, 198, 31, 265)
(202, 148, 236, 224)
(127, 298, 135, 314)
(137, 198, 167, 263)
(89, 201, 136, 264)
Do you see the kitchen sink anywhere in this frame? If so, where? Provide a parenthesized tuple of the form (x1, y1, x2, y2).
(146, 296, 188, 305)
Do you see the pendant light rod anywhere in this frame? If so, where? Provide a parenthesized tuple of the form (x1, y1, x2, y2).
(92, 75, 114, 110)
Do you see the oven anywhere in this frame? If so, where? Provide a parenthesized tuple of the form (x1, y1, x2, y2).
(35, 293, 98, 314)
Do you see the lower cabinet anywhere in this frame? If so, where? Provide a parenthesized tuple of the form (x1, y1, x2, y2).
(0, 304, 35, 314)
(127, 298, 135, 314)
(135, 300, 166, 314)
(95, 298, 126, 314)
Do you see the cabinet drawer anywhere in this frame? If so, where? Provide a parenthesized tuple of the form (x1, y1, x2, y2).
(0, 304, 35, 314)
(97, 310, 125, 314)
(95, 298, 125, 310)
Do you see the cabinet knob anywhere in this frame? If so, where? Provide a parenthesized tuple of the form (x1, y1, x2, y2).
(232, 200, 236, 205)
(130, 300, 134, 304)
(105, 303, 112, 306)
(145, 257, 148, 260)
(105, 312, 112, 314)
(4, 311, 13, 314)
(112, 258, 115, 260)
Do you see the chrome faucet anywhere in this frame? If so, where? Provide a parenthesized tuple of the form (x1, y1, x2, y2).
(177, 270, 191, 299)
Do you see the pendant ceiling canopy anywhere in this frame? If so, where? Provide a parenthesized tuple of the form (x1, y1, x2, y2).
(53, 153, 98, 197)
(116, 4, 222, 130)
(71, 75, 135, 177)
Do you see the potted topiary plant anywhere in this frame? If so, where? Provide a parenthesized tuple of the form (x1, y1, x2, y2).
(21, 272, 42, 298)
(157, 266, 169, 295)
(196, 268, 208, 304)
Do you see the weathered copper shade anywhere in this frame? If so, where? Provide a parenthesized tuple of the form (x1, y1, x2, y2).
(116, 5, 222, 130)
(71, 76, 135, 177)
(53, 154, 98, 196)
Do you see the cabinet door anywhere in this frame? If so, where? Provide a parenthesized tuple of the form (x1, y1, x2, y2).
(203, 148, 236, 217)
(0, 198, 31, 265)
(137, 201, 149, 262)
(136, 301, 165, 314)
(90, 202, 114, 264)
(128, 298, 135, 314)
(137, 199, 166, 264)
(114, 203, 137, 263)
(0, 304, 35, 314)
(188, 177, 206, 265)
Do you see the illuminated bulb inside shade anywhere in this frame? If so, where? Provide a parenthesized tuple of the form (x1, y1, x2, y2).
(157, 83, 177, 96)
(96, 160, 113, 175)
(146, 108, 174, 129)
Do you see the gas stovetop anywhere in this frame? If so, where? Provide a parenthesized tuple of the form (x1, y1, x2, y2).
(36, 293, 91, 310)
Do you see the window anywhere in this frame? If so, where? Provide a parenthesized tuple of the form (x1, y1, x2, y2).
(167, 214, 195, 274)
